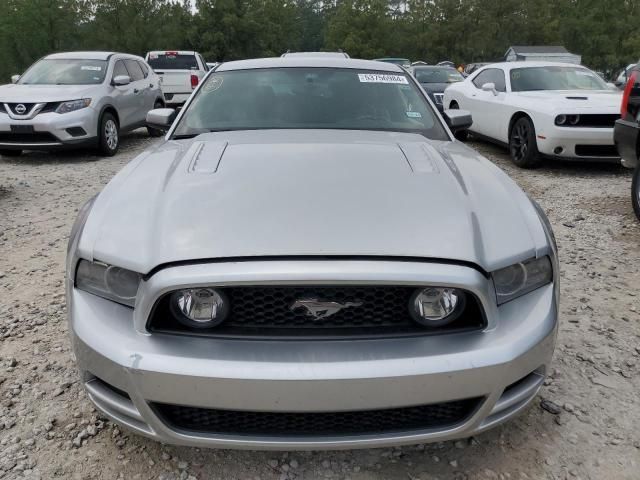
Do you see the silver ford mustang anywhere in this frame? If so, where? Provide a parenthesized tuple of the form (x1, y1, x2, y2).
(66, 57, 559, 450)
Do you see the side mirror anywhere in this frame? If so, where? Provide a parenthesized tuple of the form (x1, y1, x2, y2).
(112, 75, 131, 86)
(481, 82, 498, 95)
(444, 109, 473, 133)
(613, 80, 624, 88)
(146, 108, 177, 131)
(11, 75, 20, 84)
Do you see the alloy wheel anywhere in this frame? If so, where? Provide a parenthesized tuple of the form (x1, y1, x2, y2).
(105, 119, 118, 151)
(511, 122, 529, 162)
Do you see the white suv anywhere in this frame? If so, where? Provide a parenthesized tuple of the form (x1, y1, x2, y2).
(0, 51, 164, 157)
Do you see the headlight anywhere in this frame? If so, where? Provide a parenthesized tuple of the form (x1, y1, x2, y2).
(492, 256, 552, 304)
(75, 260, 141, 307)
(56, 98, 91, 114)
(409, 287, 466, 327)
(555, 114, 567, 125)
(170, 288, 229, 328)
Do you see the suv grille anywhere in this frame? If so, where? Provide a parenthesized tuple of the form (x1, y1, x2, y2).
(148, 285, 486, 338)
(0, 132, 60, 144)
(152, 398, 481, 436)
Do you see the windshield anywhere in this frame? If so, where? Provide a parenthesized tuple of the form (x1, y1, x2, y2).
(172, 68, 448, 140)
(147, 53, 198, 70)
(510, 66, 608, 92)
(18, 59, 107, 85)
(414, 67, 464, 84)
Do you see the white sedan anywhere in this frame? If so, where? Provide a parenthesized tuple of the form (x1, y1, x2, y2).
(444, 62, 622, 167)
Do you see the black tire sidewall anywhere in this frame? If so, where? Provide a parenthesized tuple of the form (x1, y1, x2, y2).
(510, 117, 541, 168)
(632, 166, 640, 221)
(98, 112, 119, 156)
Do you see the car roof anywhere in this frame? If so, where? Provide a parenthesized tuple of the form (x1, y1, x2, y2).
(480, 61, 590, 70)
(281, 52, 349, 59)
(216, 57, 404, 72)
(147, 50, 197, 56)
(44, 51, 118, 61)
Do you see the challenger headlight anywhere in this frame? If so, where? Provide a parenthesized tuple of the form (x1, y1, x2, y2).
(492, 256, 553, 305)
(56, 98, 91, 114)
(75, 260, 142, 307)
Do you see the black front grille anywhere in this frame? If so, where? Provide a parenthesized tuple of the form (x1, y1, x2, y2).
(148, 285, 486, 338)
(574, 114, 620, 128)
(0, 132, 59, 144)
(575, 144, 619, 157)
(5, 103, 36, 115)
(152, 398, 481, 436)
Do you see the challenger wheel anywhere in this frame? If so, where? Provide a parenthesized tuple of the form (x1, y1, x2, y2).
(509, 117, 541, 168)
(632, 166, 640, 221)
(98, 112, 119, 156)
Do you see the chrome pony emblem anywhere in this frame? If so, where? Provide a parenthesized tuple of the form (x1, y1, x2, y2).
(14, 104, 27, 115)
(290, 298, 363, 320)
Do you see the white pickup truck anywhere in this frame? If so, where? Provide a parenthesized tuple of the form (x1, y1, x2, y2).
(145, 51, 209, 107)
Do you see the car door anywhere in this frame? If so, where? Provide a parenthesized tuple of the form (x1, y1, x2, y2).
(123, 59, 147, 126)
(110, 59, 137, 128)
(137, 60, 159, 110)
(466, 68, 509, 139)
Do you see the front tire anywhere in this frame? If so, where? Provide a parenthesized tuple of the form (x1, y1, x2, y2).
(98, 112, 119, 156)
(509, 117, 541, 168)
(0, 149, 22, 157)
(632, 166, 640, 221)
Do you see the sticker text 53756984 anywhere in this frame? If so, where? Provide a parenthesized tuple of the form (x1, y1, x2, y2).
(358, 73, 408, 84)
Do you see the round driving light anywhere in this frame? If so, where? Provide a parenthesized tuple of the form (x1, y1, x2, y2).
(555, 114, 567, 125)
(492, 263, 527, 296)
(104, 266, 140, 300)
(569, 114, 580, 125)
(409, 287, 465, 327)
(170, 288, 229, 328)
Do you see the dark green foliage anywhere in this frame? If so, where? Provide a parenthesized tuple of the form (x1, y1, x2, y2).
(1, 0, 639, 82)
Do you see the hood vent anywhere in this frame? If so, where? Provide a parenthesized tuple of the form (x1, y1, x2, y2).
(187, 141, 228, 173)
(398, 142, 440, 174)
(565, 96, 588, 100)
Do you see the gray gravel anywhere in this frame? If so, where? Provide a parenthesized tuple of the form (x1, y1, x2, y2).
(0, 133, 639, 479)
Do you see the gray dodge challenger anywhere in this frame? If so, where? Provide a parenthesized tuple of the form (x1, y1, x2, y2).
(66, 57, 559, 450)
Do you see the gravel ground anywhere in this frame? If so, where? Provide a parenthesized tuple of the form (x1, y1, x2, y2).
(0, 132, 639, 480)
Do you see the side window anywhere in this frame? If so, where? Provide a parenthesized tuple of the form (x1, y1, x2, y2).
(124, 59, 144, 81)
(138, 61, 150, 78)
(112, 60, 129, 80)
(472, 69, 506, 92)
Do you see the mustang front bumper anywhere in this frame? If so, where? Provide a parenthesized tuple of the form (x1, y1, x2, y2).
(0, 107, 98, 150)
(68, 260, 558, 450)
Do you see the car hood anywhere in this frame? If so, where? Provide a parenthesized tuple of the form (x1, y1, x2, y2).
(420, 82, 455, 93)
(0, 84, 102, 103)
(79, 130, 547, 274)
(513, 89, 622, 110)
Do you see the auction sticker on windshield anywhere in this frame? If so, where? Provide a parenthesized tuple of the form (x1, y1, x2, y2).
(358, 73, 408, 84)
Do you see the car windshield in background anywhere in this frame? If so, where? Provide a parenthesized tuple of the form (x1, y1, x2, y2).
(510, 66, 608, 92)
(18, 59, 107, 85)
(173, 68, 448, 140)
(414, 67, 464, 84)
(147, 53, 198, 70)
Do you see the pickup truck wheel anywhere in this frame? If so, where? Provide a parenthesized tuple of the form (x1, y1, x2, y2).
(509, 117, 541, 168)
(98, 112, 119, 156)
(632, 166, 640, 221)
(0, 149, 22, 157)
(147, 101, 165, 137)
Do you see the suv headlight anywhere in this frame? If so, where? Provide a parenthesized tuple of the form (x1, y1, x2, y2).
(75, 260, 141, 307)
(56, 98, 91, 114)
(492, 256, 552, 305)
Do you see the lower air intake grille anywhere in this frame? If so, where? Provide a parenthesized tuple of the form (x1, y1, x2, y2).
(575, 144, 619, 157)
(0, 132, 59, 144)
(153, 398, 481, 436)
